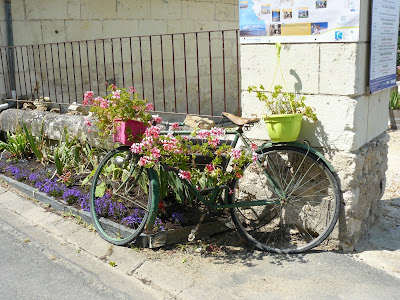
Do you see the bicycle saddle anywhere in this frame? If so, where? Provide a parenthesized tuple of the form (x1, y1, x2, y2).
(222, 112, 260, 126)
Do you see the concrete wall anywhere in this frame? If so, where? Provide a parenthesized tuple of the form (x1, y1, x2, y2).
(0, 0, 239, 116)
(9, 0, 238, 44)
(240, 0, 391, 250)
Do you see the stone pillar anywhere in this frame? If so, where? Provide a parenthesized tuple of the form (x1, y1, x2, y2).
(240, 1, 390, 251)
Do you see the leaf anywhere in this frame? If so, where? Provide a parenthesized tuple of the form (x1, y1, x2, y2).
(81, 169, 96, 186)
(95, 182, 106, 198)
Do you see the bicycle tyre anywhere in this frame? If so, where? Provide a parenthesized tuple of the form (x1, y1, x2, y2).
(90, 146, 154, 246)
(229, 145, 341, 254)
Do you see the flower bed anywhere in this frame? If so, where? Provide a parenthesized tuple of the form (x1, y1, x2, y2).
(0, 154, 229, 237)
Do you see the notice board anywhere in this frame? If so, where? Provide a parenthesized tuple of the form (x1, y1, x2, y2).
(239, 0, 360, 43)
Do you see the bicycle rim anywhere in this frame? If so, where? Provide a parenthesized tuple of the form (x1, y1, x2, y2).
(90, 146, 152, 245)
(229, 145, 341, 253)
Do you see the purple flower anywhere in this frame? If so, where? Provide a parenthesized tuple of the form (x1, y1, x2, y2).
(63, 187, 85, 205)
(38, 178, 64, 197)
(171, 212, 186, 224)
(6, 165, 28, 180)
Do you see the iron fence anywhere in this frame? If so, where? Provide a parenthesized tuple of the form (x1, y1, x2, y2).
(0, 29, 241, 118)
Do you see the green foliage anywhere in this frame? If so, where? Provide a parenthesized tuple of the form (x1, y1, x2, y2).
(0, 129, 29, 158)
(22, 122, 46, 162)
(248, 85, 317, 122)
(390, 90, 400, 110)
(53, 129, 81, 176)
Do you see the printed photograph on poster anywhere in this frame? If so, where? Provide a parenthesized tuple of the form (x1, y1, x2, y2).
(283, 9, 293, 19)
(316, 0, 327, 8)
(240, 1, 248, 9)
(272, 9, 280, 22)
(239, 0, 359, 43)
(261, 4, 271, 14)
(298, 7, 309, 18)
(311, 22, 328, 34)
(268, 24, 282, 36)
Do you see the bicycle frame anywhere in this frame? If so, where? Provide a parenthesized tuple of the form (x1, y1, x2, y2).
(144, 124, 337, 231)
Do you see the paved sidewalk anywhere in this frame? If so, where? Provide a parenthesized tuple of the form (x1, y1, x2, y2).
(1, 183, 400, 299)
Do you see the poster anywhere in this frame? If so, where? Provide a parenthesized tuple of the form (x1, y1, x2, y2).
(240, 0, 360, 43)
(369, 0, 400, 94)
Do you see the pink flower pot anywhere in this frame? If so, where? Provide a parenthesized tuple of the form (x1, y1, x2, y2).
(113, 119, 147, 145)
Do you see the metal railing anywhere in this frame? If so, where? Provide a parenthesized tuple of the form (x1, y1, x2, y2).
(0, 29, 241, 118)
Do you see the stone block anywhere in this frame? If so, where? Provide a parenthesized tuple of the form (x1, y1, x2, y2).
(67, 0, 81, 19)
(117, 0, 151, 20)
(80, 0, 117, 20)
(151, 0, 182, 20)
(167, 20, 196, 34)
(138, 19, 168, 36)
(240, 43, 320, 95)
(319, 43, 367, 96)
(25, 0, 69, 20)
(187, 2, 215, 21)
(42, 21, 67, 43)
(366, 89, 390, 143)
(215, 3, 235, 21)
(12, 21, 43, 45)
(65, 21, 103, 41)
(10, 0, 24, 20)
(103, 20, 140, 38)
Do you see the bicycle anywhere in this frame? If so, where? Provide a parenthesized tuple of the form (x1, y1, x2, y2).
(89, 112, 341, 254)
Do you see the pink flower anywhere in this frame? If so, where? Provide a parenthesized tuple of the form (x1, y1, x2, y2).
(205, 163, 215, 173)
(130, 143, 143, 154)
(112, 90, 121, 99)
(196, 130, 211, 139)
(252, 152, 258, 163)
(98, 98, 109, 109)
(150, 147, 161, 159)
(208, 136, 220, 148)
(110, 84, 117, 90)
(84, 118, 92, 127)
(230, 148, 242, 160)
(145, 126, 161, 139)
(84, 91, 94, 99)
(152, 115, 162, 124)
(251, 143, 258, 151)
(171, 122, 179, 130)
(146, 103, 154, 111)
(142, 136, 154, 149)
(211, 127, 224, 137)
(139, 156, 152, 167)
(83, 91, 94, 106)
(129, 86, 137, 94)
(178, 170, 191, 180)
(235, 172, 242, 178)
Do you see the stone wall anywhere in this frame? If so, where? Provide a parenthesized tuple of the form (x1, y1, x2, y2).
(322, 133, 389, 251)
(0, 0, 239, 116)
(239, 0, 390, 251)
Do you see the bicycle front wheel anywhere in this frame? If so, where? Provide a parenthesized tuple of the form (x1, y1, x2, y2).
(90, 146, 154, 245)
(229, 145, 341, 253)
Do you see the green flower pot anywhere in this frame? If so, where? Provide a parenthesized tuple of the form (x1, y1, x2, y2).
(263, 113, 303, 142)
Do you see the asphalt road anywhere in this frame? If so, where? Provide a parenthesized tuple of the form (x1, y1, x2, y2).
(0, 207, 161, 300)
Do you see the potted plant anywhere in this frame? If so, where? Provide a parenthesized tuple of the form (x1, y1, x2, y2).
(247, 84, 317, 142)
(83, 85, 153, 145)
(247, 43, 317, 142)
(389, 90, 400, 130)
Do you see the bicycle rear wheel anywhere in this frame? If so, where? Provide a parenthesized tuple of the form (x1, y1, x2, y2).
(229, 145, 341, 253)
(90, 146, 154, 245)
